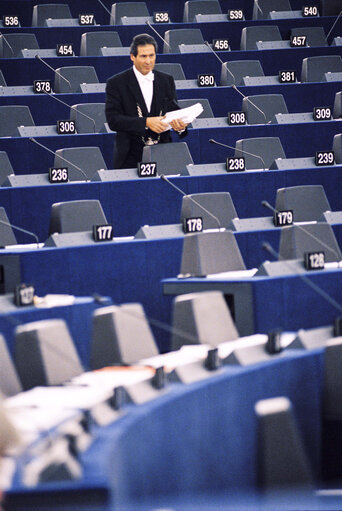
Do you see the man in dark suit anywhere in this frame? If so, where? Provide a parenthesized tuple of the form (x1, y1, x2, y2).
(105, 33, 187, 169)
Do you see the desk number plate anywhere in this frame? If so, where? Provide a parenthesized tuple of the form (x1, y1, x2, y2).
(304, 251, 325, 270)
(183, 217, 203, 233)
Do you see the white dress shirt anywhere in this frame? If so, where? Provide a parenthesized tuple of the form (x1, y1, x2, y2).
(133, 65, 154, 113)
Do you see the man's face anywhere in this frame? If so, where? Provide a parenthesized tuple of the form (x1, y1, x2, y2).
(130, 44, 156, 75)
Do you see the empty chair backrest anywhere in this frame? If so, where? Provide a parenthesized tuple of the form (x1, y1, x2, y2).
(180, 230, 246, 277)
(0, 105, 34, 137)
(183, 0, 222, 22)
(70, 103, 106, 133)
(0, 208, 17, 246)
(275, 185, 331, 222)
(0, 33, 39, 58)
(54, 146, 107, 181)
(290, 27, 327, 47)
(240, 25, 282, 50)
(255, 397, 313, 488)
(178, 98, 213, 118)
(0, 152, 14, 185)
(90, 303, 158, 368)
(279, 223, 342, 262)
(332, 133, 342, 163)
(110, 2, 149, 24)
(164, 29, 205, 53)
(0, 334, 22, 397)
(180, 192, 237, 229)
(235, 137, 286, 169)
(0, 69, 6, 86)
(54, 66, 99, 93)
(171, 290, 239, 350)
(49, 199, 107, 234)
(301, 55, 342, 82)
(15, 319, 83, 391)
(32, 3, 72, 26)
(142, 142, 193, 176)
(80, 31, 122, 56)
(253, 0, 292, 19)
(153, 63, 186, 80)
(333, 92, 342, 119)
(220, 60, 264, 86)
(242, 94, 288, 124)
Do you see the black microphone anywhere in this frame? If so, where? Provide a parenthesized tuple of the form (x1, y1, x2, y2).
(29, 137, 90, 181)
(35, 55, 72, 92)
(209, 138, 266, 170)
(326, 7, 342, 43)
(262, 241, 342, 314)
(261, 200, 342, 262)
(0, 32, 14, 57)
(160, 174, 222, 230)
(41, 90, 96, 133)
(145, 20, 171, 51)
(0, 219, 40, 248)
(204, 41, 268, 124)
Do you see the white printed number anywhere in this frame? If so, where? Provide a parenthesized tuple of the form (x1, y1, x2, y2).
(314, 107, 331, 120)
(305, 252, 325, 270)
(290, 36, 306, 47)
(227, 157, 245, 171)
(198, 74, 215, 87)
(57, 120, 75, 134)
(138, 163, 157, 177)
(79, 14, 95, 25)
(228, 10, 243, 19)
(279, 71, 296, 83)
(93, 225, 113, 242)
(34, 80, 52, 93)
(184, 217, 203, 233)
(57, 44, 73, 56)
(274, 210, 293, 226)
(302, 6, 318, 16)
(3, 15, 19, 26)
(228, 112, 246, 125)
(16, 285, 35, 306)
(153, 12, 169, 23)
(315, 151, 334, 166)
(49, 167, 68, 183)
(213, 39, 229, 50)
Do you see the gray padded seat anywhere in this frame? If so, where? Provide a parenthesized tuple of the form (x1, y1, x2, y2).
(242, 94, 288, 124)
(332, 133, 342, 164)
(80, 31, 122, 56)
(0, 33, 39, 58)
(0, 105, 35, 137)
(275, 185, 331, 222)
(255, 397, 313, 488)
(90, 303, 158, 369)
(240, 25, 282, 50)
(235, 137, 286, 170)
(110, 2, 149, 25)
(0, 208, 17, 246)
(171, 291, 239, 350)
(178, 98, 214, 118)
(142, 142, 193, 176)
(0, 334, 22, 397)
(252, 0, 292, 19)
(301, 55, 342, 82)
(32, 3, 72, 26)
(154, 63, 186, 80)
(70, 103, 106, 133)
(220, 60, 264, 86)
(0, 70, 6, 86)
(290, 27, 328, 47)
(0, 152, 14, 186)
(180, 192, 237, 229)
(53, 146, 107, 181)
(180, 230, 246, 277)
(54, 66, 99, 93)
(333, 92, 342, 119)
(183, 0, 222, 22)
(49, 199, 108, 235)
(15, 319, 83, 391)
(163, 29, 205, 53)
(279, 223, 342, 263)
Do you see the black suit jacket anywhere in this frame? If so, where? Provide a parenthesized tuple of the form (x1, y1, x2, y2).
(105, 68, 185, 168)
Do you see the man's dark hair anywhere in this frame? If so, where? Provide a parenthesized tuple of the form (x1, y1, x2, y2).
(130, 33, 158, 56)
